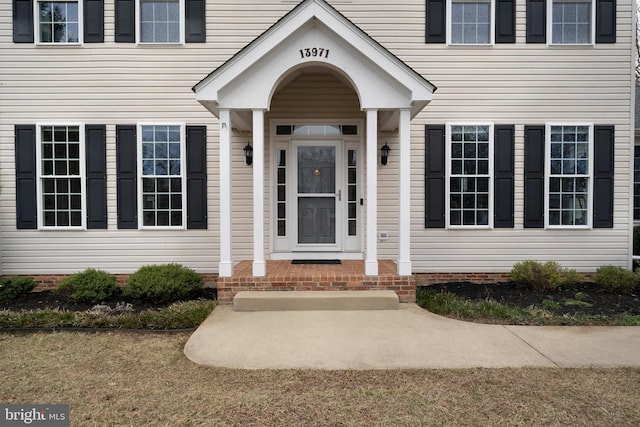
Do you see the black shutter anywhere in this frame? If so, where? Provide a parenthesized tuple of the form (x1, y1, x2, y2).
(526, 0, 546, 43)
(495, 0, 515, 43)
(524, 126, 545, 228)
(86, 125, 107, 229)
(185, 0, 206, 43)
(84, 0, 104, 43)
(494, 125, 514, 228)
(593, 125, 614, 228)
(115, 0, 135, 43)
(425, 0, 446, 43)
(425, 125, 446, 228)
(13, 0, 34, 43)
(116, 125, 138, 229)
(186, 126, 207, 229)
(596, 0, 616, 43)
(15, 125, 37, 229)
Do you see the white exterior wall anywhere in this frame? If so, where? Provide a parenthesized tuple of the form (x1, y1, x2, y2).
(0, 0, 634, 274)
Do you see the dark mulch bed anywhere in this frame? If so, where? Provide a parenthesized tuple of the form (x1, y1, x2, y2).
(0, 288, 217, 314)
(419, 282, 640, 317)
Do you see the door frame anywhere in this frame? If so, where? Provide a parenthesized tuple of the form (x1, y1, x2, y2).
(269, 120, 364, 259)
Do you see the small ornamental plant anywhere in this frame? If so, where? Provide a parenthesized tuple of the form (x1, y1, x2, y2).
(510, 260, 582, 292)
(594, 265, 640, 294)
(56, 268, 119, 304)
(0, 276, 37, 303)
(122, 263, 203, 304)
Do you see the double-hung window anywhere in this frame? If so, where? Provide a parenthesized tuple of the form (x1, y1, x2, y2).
(447, 124, 493, 227)
(36, 0, 81, 44)
(547, 124, 592, 227)
(37, 124, 85, 228)
(138, 0, 183, 44)
(449, 0, 494, 45)
(139, 124, 186, 228)
(549, 0, 594, 45)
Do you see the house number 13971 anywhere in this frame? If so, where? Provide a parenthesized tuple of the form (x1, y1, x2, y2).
(299, 48, 329, 59)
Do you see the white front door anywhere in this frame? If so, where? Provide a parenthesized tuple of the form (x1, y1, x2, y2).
(293, 141, 342, 251)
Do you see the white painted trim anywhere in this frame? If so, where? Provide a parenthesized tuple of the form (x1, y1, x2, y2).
(397, 109, 412, 275)
(252, 109, 266, 276)
(35, 122, 87, 230)
(546, 0, 596, 46)
(544, 123, 594, 229)
(365, 109, 378, 276)
(446, 0, 495, 46)
(34, 0, 84, 46)
(219, 109, 233, 276)
(135, 0, 185, 45)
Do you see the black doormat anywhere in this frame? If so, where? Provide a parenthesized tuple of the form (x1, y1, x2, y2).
(291, 259, 342, 265)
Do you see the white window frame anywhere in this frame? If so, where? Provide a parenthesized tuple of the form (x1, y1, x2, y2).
(447, 0, 495, 45)
(544, 123, 594, 229)
(445, 123, 494, 229)
(136, 0, 185, 45)
(34, 0, 83, 45)
(35, 123, 86, 230)
(137, 123, 187, 230)
(547, 0, 595, 46)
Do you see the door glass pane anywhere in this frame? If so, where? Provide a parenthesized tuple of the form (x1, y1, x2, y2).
(297, 146, 335, 193)
(298, 197, 336, 244)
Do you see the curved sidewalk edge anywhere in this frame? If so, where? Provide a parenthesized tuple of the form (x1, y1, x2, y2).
(184, 304, 640, 370)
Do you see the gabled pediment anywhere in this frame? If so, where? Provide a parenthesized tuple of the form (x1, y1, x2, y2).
(193, 0, 435, 130)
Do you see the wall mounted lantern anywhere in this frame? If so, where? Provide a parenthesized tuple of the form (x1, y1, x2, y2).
(380, 142, 391, 165)
(243, 142, 253, 165)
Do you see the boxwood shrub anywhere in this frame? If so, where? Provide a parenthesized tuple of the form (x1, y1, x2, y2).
(56, 268, 118, 304)
(594, 265, 640, 294)
(0, 276, 37, 303)
(510, 260, 582, 291)
(123, 263, 203, 304)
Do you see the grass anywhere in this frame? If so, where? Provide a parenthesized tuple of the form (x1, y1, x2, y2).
(0, 300, 215, 330)
(0, 332, 639, 426)
(416, 289, 640, 326)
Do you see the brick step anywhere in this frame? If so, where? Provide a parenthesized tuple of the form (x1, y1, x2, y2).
(232, 290, 399, 312)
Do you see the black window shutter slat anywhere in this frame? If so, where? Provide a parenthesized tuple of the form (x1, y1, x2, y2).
(425, 125, 446, 228)
(494, 125, 515, 228)
(185, 0, 206, 43)
(186, 126, 207, 229)
(593, 125, 614, 228)
(115, 0, 135, 43)
(84, 0, 104, 43)
(86, 125, 107, 229)
(595, 0, 616, 43)
(495, 0, 515, 43)
(13, 0, 34, 43)
(524, 126, 545, 228)
(116, 125, 138, 229)
(425, 0, 446, 43)
(526, 0, 546, 43)
(15, 125, 37, 229)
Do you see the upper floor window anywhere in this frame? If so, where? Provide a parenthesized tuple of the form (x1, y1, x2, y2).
(139, 124, 186, 228)
(447, 124, 494, 227)
(37, 124, 85, 228)
(449, 0, 494, 45)
(634, 145, 640, 222)
(549, 0, 594, 45)
(547, 124, 592, 227)
(138, 0, 184, 44)
(37, 0, 80, 44)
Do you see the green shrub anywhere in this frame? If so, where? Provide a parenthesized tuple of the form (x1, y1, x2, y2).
(122, 263, 203, 304)
(56, 269, 118, 304)
(0, 276, 37, 303)
(510, 260, 583, 291)
(594, 265, 640, 294)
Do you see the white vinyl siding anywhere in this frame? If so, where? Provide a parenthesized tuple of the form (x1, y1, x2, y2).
(0, 0, 634, 275)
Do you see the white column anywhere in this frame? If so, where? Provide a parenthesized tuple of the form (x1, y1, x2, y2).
(365, 109, 378, 276)
(397, 109, 412, 275)
(218, 109, 233, 277)
(252, 109, 266, 276)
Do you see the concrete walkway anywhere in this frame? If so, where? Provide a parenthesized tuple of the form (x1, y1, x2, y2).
(184, 304, 640, 370)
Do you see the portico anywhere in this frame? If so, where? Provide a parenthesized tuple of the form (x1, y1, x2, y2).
(193, 0, 434, 279)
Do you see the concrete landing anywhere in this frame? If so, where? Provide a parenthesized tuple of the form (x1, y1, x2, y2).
(233, 290, 399, 311)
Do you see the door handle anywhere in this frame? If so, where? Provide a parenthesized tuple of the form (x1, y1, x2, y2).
(336, 190, 341, 201)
